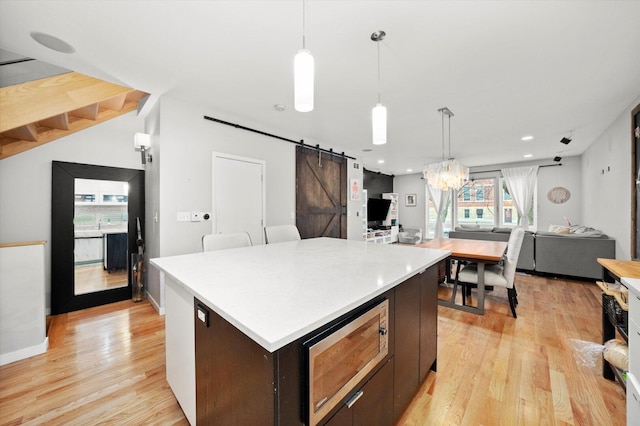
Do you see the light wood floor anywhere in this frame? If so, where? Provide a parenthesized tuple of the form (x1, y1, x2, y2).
(74, 263, 128, 295)
(0, 274, 626, 425)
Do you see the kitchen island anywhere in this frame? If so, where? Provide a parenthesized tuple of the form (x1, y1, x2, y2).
(151, 237, 448, 425)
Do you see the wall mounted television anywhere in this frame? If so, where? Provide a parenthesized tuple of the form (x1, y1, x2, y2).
(367, 198, 392, 223)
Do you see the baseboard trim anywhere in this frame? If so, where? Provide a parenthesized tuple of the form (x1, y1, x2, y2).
(148, 292, 164, 315)
(0, 337, 49, 366)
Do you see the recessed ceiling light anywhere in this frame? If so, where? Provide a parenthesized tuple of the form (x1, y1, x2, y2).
(523, 154, 533, 158)
(378, 160, 384, 164)
(30, 32, 75, 54)
(406, 168, 413, 172)
(521, 135, 534, 141)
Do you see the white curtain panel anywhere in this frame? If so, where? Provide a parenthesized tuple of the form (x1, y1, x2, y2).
(501, 166, 539, 229)
(427, 183, 451, 238)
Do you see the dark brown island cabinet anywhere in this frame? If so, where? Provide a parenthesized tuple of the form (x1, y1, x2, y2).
(194, 262, 439, 426)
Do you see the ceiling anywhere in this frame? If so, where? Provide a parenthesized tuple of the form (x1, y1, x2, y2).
(0, 0, 639, 175)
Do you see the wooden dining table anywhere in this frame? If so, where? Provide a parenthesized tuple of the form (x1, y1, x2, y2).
(417, 238, 509, 315)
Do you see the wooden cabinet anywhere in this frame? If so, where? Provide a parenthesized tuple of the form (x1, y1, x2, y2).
(394, 273, 420, 416)
(393, 267, 438, 421)
(324, 358, 394, 426)
(195, 302, 274, 426)
(420, 264, 439, 380)
(193, 265, 438, 426)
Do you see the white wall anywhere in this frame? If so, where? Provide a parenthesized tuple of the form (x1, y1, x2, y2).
(0, 113, 145, 312)
(394, 174, 427, 231)
(151, 96, 363, 258)
(536, 156, 582, 230)
(582, 96, 640, 260)
(394, 156, 583, 235)
(142, 99, 162, 310)
(155, 97, 296, 257)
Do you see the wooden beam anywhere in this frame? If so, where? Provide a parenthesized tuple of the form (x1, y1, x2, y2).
(99, 93, 127, 111)
(69, 103, 99, 120)
(38, 113, 69, 130)
(0, 71, 140, 132)
(1, 123, 38, 142)
(0, 92, 145, 160)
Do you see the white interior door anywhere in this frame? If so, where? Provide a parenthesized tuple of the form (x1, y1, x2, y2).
(212, 153, 265, 245)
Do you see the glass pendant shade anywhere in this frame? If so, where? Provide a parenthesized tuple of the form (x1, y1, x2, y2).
(372, 103, 387, 145)
(423, 159, 469, 191)
(294, 48, 314, 112)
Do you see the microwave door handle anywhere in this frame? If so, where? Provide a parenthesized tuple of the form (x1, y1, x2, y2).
(345, 389, 364, 408)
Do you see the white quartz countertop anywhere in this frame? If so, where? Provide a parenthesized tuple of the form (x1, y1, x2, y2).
(621, 277, 640, 295)
(151, 237, 448, 352)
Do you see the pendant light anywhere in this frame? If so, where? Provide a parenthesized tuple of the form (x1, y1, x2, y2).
(371, 31, 387, 145)
(423, 107, 469, 191)
(294, 0, 314, 112)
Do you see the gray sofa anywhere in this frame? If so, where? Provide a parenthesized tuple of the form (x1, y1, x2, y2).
(534, 231, 615, 279)
(448, 226, 615, 280)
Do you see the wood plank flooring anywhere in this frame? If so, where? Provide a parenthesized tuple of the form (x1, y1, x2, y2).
(0, 273, 626, 425)
(397, 273, 626, 425)
(0, 301, 187, 426)
(74, 263, 128, 295)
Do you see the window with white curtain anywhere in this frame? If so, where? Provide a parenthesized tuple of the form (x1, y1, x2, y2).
(425, 184, 453, 238)
(426, 174, 537, 237)
(499, 177, 537, 229)
(456, 178, 496, 227)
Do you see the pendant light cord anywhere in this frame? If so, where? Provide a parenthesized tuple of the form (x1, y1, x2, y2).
(441, 109, 445, 161)
(377, 41, 381, 103)
(302, 0, 306, 49)
(448, 112, 452, 159)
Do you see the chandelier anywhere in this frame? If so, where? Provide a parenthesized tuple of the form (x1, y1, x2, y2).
(423, 107, 468, 191)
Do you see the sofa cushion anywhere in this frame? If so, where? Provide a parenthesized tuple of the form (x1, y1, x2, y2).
(548, 224, 571, 234)
(455, 225, 492, 232)
(492, 227, 513, 234)
(537, 230, 608, 239)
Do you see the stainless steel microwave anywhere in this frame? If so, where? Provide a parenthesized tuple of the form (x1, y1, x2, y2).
(305, 298, 389, 425)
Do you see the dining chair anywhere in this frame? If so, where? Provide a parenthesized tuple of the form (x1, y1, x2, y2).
(202, 232, 252, 252)
(264, 225, 301, 244)
(454, 227, 525, 317)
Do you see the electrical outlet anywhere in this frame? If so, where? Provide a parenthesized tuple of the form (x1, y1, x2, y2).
(177, 211, 190, 222)
(191, 212, 202, 222)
